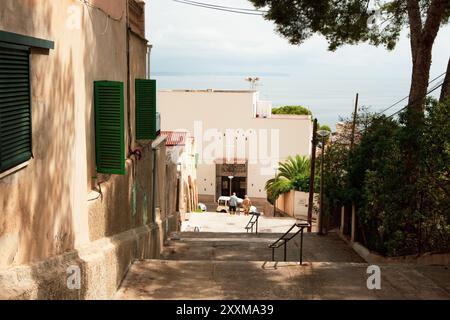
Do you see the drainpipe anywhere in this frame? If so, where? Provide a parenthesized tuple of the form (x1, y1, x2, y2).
(146, 44, 153, 79)
(147, 44, 154, 214)
(152, 146, 157, 223)
(125, 0, 132, 156)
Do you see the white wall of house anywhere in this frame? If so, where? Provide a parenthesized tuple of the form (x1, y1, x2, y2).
(158, 89, 313, 201)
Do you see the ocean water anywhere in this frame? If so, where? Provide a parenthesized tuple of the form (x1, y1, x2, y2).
(153, 73, 420, 128)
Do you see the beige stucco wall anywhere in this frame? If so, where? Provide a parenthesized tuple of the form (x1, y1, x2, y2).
(167, 136, 198, 214)
(0, 0, 181, 299)
(0, 0, 130, 267)
(158, 90, 313, 201)
(276, 190, 318, 219)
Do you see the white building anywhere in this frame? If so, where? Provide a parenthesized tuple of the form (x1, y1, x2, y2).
(158, 89, 313, 211)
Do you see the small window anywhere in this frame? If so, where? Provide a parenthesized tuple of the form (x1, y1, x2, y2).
(0, 42, 32, 173)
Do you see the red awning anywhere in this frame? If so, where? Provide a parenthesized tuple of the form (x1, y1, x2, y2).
(161, 131, 187, 146)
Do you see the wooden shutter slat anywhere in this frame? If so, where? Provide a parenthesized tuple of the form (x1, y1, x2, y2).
(94, 81, 125, 175)
(135, 79, 156, 140)
(0, 43, 31, 173)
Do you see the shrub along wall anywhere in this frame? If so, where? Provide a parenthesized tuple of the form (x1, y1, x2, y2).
(321, 99, 450, 257)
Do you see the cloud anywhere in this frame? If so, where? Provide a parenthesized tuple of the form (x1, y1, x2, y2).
(145, 0, 450, 125)
(147, 1, 449, 75)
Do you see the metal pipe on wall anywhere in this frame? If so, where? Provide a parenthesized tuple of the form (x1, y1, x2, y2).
(152, 147, 157, 223)
(146, 44, 153, 79)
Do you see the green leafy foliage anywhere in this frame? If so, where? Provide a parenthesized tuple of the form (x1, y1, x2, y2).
(272, 105, 312, 116)
(320, 99, 450, 256)
(250, 0, 450, 51)
(319, 125, 331, 132)
(265, 155, 311, 203)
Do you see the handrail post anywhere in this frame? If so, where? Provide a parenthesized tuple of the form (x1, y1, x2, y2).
(283, 240, 287, 261)
(255, 216, 259, 234)
(300, 227, 304, 265)
(272, 247, 274, 261)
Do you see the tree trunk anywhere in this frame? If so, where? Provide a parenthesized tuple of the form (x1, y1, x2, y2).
(406, 42, 432, 127)
(404, 0, 446, 206)
(406, 0, 447, 121)
(439, 57, 450, 102)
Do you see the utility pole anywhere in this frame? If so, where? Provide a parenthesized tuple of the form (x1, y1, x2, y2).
(307, 119, 318, 232)
(317, 130, 330, 235)
(273, 167, 277, 217)
(318, 135, 326, 235)
(350, 93, 359, 149)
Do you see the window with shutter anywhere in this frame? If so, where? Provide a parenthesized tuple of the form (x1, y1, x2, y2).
(0, 42, 32, 173)
(94, 81, 125, 175)
(135, 79, 156, 140)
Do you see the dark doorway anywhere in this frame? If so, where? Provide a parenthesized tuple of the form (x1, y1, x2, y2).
(221, 176, 246, 199)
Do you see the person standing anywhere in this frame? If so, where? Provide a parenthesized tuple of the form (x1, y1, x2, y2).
(243, 195, 252, 216)
(229, 192, 238, 215)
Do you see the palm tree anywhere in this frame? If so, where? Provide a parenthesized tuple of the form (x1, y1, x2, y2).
(265, 155, 311, 203)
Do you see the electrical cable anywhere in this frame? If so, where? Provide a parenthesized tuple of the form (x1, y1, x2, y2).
(377, 71, 447, 115)
(176, 0, 267, 13)
(345, 73, 446, 138)
(173, 0, 265, 15)
(80, 0, 124, 21)
(386, 80, 445, 119)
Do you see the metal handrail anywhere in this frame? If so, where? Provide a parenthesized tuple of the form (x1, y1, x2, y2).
(268, 221, 310, 264)
(268, 224, 299, 248)
(245, 212, 261, 234)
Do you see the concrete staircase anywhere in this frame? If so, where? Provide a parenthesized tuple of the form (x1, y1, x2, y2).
(114, 215, 450, 300)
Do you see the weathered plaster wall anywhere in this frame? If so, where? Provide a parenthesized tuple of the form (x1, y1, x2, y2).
(0, 0, 180, 299)
(0, 0, 144, 263)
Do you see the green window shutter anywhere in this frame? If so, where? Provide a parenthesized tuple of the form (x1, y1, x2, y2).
(135, 79, 156, 140)
(94, 81, 125, 175)
(0, 42, 32, 173)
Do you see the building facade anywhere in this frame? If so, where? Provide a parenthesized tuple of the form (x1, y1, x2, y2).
(158, 89, 313, 212)
(161, 130, 199, 217)
(0, 0, 185, 299)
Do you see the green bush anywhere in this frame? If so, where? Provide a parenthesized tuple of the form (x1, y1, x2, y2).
(319, 125, 331, 132)
(272, 105, 312, 116)
(321, 99, 450, 256)
(265, 155, 311, 203)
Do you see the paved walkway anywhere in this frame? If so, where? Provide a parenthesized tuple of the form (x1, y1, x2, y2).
(115, 212, 450, 300)
(181, 211, 306, 233)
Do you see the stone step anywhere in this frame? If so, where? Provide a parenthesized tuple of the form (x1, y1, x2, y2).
(162, 232, 365, 263)
(114, 260, 450, 300)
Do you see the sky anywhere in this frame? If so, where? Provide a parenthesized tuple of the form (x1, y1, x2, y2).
(145, 0, 450, 125)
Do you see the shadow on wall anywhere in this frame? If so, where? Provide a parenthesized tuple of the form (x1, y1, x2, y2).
(0, 1, 78, 298)
(82, 0, 152, 238)
(82, 0, 128, 192)
(0, 0, 175, 299)
(0, 1, 77, 265)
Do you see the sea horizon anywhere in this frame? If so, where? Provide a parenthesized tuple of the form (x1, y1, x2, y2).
(152, 72, 434, 128)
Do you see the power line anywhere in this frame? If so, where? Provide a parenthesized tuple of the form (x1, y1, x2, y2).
(352, 75, 446, 136)
(173, 0, 264, 15)
(172, 0, 266, 15)
(377, 71, 447, 115)
(387, 80, 445, 119)
(179, 0, 267, 12)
